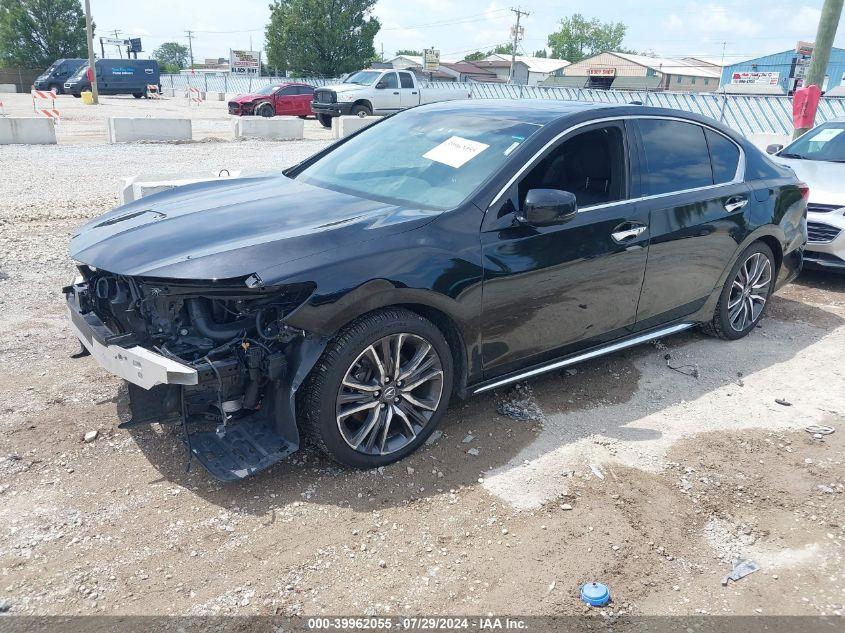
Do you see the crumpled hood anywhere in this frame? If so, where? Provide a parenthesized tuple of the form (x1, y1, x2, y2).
(229, 92, 271, 104)
(70, 175, 437, 280)
(773, 156, 845, 206)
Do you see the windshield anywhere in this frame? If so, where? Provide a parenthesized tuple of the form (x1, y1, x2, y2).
(295, 107, 542, 210)
(780, 122, 845, 162)
(39, 61, 60, 77)
(253, 84, 281, 96)
(70, 64, 88, 80)
(343, 71, 381, 86)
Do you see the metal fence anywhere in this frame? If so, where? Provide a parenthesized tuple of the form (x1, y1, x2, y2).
(162, 74, 845, 138)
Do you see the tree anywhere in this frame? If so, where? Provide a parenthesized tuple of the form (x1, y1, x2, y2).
(547, 14, 628, 63)
(464, 50, 485, 61)
(395, 49, 420, 57)
(533, 49, 547, 58)
(153, 42, 188, 74)
(489, 42, 515, 55)
(265, 0, 380, 77)
(0, 0, 88, 68)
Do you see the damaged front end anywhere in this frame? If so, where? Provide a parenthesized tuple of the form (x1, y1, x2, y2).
(64, 266, 324, 480)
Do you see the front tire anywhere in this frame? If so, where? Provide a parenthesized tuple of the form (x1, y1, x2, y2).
(256, 102, 275, 117)
(300, 308, 453, 468)
(49, 83, 63, 95)
(703, 242, 775, 340)
(350, 104, 371, 117)
(317, 113, 332, 128)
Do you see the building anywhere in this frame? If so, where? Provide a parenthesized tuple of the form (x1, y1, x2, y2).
(437, 62, 504, 83)
(541, 51, 721, 92)
(388, 54, 458, 70)
(482, 54, 570, 85)
(719, 44, 845, 95)
(469, 59, 530, 85)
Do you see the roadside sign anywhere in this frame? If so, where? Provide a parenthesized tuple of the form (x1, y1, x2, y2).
(731, 71, 780, 85)
(796, 40, 814, 57)
(423, 48, 440, 71)
(230, 50, 260, 75)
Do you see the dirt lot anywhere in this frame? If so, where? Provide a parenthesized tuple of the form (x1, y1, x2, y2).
(0, 100, 844, 618)
(1, 92, 333, 143)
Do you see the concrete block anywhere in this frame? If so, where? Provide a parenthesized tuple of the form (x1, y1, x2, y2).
(332, 115, 381, 139)
(0, 83, 17, 93)
(747, 132, 791, 152)
(232, 116, 304, 140)
(119, 171, 243, 205)
(0, 117, 56, 145)
(205, 91, 225, 101)
(107, 117, 192, 143)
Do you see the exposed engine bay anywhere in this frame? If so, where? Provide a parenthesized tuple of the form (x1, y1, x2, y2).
(66, 265, 320, 480)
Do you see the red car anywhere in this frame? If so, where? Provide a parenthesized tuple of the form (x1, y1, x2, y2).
(227, 82, 315, 117)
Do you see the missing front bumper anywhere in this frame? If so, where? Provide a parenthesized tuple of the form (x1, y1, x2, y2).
(66, 293, 198, 390)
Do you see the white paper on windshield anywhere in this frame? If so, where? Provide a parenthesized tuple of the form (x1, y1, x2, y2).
(812, 128, 843, 142)
(423, 136, 490, 168)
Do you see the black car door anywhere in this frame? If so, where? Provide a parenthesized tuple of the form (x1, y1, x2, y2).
(479, 120, 651, 378)
(632, 118, 750, 328)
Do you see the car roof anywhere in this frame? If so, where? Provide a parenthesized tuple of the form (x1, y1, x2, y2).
(414, 99, 729, 128)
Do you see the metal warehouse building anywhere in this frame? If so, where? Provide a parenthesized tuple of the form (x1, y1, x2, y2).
(720, 44, 845, 95)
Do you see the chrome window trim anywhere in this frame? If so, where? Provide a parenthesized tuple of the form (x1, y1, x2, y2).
(490, 114, 746, 212)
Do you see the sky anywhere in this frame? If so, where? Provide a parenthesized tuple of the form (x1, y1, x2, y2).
(90, 0, 844, 67)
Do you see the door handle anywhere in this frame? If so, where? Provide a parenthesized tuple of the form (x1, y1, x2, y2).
(393, 91, 399, 95)
(724, 195, 748, 213)
(611, 224, 647, 243)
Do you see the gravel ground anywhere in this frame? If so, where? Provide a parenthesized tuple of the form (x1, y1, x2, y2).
(0, 116, 843, 617)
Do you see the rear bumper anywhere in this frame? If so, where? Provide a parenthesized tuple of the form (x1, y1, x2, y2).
(310, 101, 353, 117)
(65, 284, 197, 390)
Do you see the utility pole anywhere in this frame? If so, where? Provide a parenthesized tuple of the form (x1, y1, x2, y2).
(83, 0, 98, 104)
(185, 30, 196, 69)
(794, 0, 844, 137)
(112, 29, 122, 58)
(508, 7, 528, 83)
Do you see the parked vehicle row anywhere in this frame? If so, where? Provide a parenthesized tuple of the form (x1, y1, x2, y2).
(64, 100, 808, 481)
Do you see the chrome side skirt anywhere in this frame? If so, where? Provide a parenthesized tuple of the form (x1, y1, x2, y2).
(473, 322, 695, 394)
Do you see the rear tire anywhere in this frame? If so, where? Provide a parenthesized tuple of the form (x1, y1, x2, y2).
(702, 242, 776, 340)
(299, 308, 453, 468)
(317, 113, 332, 128)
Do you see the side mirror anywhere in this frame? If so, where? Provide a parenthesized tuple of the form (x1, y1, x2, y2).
(519, 189, 578, 226)
(766, 143, 784, 155)
(375, 80, 387, 89)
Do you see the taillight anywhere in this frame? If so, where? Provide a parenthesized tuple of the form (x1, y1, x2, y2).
(798, 182, 810, 199)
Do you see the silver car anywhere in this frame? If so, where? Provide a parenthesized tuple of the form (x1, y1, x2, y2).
(768, 119, 845, 272)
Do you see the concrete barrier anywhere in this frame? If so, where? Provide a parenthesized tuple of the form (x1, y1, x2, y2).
(0, 84, 17, 93)
(232, 116, 304, 140)
(332, 115, 382, 139)
(0, 117, 56, 145)
(107, 117, 192, 143)
(119, 171, 243, 205)
(205, 91, 225, 101)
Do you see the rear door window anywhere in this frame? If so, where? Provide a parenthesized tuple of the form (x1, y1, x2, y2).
(638, 119, 713, 195)
(705, 129, 740, 183)
(399, 72, 415, 88)
(296, 85, 314, 95)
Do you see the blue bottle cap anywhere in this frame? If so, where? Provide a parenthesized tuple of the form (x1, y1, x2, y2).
(580, 581, 611, 606)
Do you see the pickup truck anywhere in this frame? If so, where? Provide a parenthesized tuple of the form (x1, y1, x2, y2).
(310, 69, 472, 127)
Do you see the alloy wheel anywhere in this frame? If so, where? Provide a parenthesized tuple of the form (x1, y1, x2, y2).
(728, 252, 772, 332)
(336, 333, 444, 455)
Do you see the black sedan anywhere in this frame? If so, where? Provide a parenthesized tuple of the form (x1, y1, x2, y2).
(64, 100, 807, 480)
